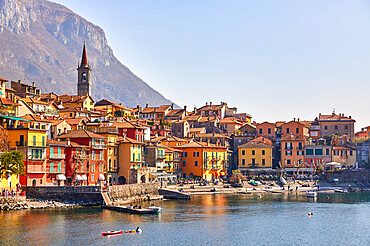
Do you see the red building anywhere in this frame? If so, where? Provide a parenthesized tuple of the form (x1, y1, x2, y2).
(46, 140, 67, 186)
(57, 130, 107, 185)
(111, 122, 145, 142)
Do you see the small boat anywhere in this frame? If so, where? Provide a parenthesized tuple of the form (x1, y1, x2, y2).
(120, 206, 162, 214)
(306, 191, 317, 198)
(102, 230, 123, 236)
(334, 189, 348, 193)
(280, 177, 287, 185)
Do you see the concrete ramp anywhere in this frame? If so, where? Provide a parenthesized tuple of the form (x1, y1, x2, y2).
(159, 189, 191, 199)
(101, 192, 113, 206)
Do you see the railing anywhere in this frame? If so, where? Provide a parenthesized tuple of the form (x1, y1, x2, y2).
(27, 164, 46, 173)
(29, 155, 46, 160)
(74, 154, 89, 159)
(16, 141, 25, 147)
(132, 159, 144, 163)
(108, 167, 118, 172)
(50, 167, 65, 174)
(91, 144, 107, 149)
(28, 141, 46, 147)
(50, 154, 66, 159)
(248, 164, 260, 168)
(157, 155, 166, 159)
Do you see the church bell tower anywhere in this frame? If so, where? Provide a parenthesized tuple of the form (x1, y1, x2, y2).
(77, 42, 92, 96)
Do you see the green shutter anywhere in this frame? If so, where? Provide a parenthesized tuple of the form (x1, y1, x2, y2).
(50, 162, 53, 173)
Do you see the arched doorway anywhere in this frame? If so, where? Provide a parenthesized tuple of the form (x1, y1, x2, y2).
(32, 179, 37, 187)
(140, 175, 146, 183)
(118, 176, 126, 184)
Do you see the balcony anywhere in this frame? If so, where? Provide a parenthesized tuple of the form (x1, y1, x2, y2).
(29, 155, 46, 161)
(27, 164, 46, 173)
(16, 141, 25, 147)
(74, 154, 89, 160)
(29, 141, 47, 147)
(156, 155, 166, 159)
(248, 164, 260, 168)
(50, 154, 66, 159)
(108, 166, 118, 172)
(50, 167, 65, 174)
(91, 143, 107, 149)
(132, 158, 145, 163)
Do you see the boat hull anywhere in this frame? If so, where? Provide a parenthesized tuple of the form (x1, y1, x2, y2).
(102, 230, 123, 236)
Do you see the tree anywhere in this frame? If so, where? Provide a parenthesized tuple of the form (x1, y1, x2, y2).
(0, 151, 25, 180)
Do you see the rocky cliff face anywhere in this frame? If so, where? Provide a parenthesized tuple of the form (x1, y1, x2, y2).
(0, 0, 173, 107)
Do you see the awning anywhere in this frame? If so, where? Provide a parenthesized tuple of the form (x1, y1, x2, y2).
(98, 174, 105, 180)
(0, 115, 31, 121)
(56, 174, 66, 180)
(75, 175, 82, 181)
(81, 175, 87, 181)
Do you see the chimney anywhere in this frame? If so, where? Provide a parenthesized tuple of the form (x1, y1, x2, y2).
(171, 103, 174, 109)
(67, 138, 71, 145)
(297, 118, 300, 122)
(293, 118, 296, 121)
(349, 116, 351, 119)
(194, 107, 197, 114)
(210, 102, 212, 106)
(18, 80, 21, 83)
(32, 82, 35, 87)
(207, 139, 210, 146)
(206, 102, 208, 106)
(184, 105, 187, 116)
(146, 104, 148, 108)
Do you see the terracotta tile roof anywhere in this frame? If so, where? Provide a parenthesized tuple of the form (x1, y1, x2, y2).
(189, 127, 206, 132)
(59, 107, 89, 113)
(56, 129, 106, 139)
(111, 122, 146, 129)
(165, 146, 183, 153)
(50, 119, 66, 126)
(275, 121, 286, 127)
(319, 113, 355, 122)
(65, 117, 88, 125)
(0, 97, 20, 106)
(156, 105, 171, 113)
(166, 109, 185, 117)
(119, 136, 144, 144)
(183, 115, 201, 122)
(197, 104, 225, 111)
(257, 122, 276, 127)
(239, 141, 273, 148)
(195, 133, 231, 139)
(219, 117, 244, 125)
(250, 136, 273, 146)
(176, 141, 227, 149)
(59, 94, 93, 104)
(22, 97, 49, 105)
(21, 114, 52, 123)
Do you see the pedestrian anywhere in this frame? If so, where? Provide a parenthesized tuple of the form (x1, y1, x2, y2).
(296, 186, 298, 191)
(288, 185, 290, 191)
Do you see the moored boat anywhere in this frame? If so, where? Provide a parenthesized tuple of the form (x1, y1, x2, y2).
(306, 191, 317, 198)
(102, 230, 123, 236)
(334, 189, 348, 193)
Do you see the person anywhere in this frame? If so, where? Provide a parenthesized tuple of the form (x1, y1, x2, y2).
(296, 186, 298, 191)
(288, 185, 290, 191)
(136, 227, 142, 233)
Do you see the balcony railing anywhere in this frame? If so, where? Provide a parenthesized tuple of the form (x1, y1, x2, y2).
(108, 167, 118, 172)
(74, 154, 89, 159)
(157, 155, 166, 159)
(50, 167, 65, 174)
(16, 141, 25, 147)
(29, 155, 46, 160)
(91, 144, 106, 149)
(50, 154, 66, 159)
(27, 164, 46, 173)
(248, 164, 260, 168)
(29, 141, 47, 147)
(132, 159, 145, 163)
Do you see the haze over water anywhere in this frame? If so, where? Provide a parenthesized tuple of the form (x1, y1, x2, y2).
(1, 193, 369, 245)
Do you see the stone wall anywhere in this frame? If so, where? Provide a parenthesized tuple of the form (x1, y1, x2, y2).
(108, 183, 161, 202)
(25, 186, 103, 206)
(321, 169, 370, 182)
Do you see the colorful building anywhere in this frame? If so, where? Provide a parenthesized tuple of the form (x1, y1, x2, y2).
(175, 141, 228, 181)
(318, 112, 356, 139)
(280, 134, 305, 170)
(46, 140, 67, 186)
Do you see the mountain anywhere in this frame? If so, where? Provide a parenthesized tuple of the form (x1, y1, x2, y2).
(0, 0, 174, 107)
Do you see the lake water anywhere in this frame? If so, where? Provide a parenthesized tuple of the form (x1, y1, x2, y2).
(0, 193, 369, 245)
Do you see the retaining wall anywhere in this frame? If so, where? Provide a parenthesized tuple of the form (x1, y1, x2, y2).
(107, 183, 161, 202)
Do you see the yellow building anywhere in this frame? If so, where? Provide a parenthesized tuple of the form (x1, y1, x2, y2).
(59, 94, 95, 111)
(151, 135, 188, 148)
(175, 141, 228, 181)
(238, 140, 273, 173)
(94, 99, 133, 118)
(7, 127, 48, 186)
(117, 136, 144, 184)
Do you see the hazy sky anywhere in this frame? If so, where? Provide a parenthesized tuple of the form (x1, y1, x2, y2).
(53, 0, 370, 130)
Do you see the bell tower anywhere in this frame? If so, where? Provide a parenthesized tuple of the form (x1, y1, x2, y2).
(77, 42, 92, 96)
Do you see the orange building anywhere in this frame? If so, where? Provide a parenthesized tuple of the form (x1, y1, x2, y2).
(280, 134, 305, 169)
(281, 120, 309, 138)
(256, 122, 276, 140)
(175, 141, 228, 181)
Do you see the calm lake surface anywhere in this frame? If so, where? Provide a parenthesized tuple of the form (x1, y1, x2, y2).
(0, 193, 369, 246)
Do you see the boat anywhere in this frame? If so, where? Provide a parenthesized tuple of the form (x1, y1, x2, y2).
(334, 189, 348, 193)
(280, 177, 287, 185)
(102, 230, 123, 236)
(120, 206, 161, 214)
(306, 191, 317, 198)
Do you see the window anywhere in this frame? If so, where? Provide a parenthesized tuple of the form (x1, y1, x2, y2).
(306, 149, 314, 155)
(91, 174, 94, 182)
(50, 162, 53, 173)
(91, 151, 95, 160)
(132, 153, 135, 161)
(326, 148, 330, 155)
(259, 129, 262, 134)
(262, 150, 265, 155)
(287, 160, 291, 165)
(252, 159, 255, 164)
(286, 128, 290, 133)
(183, 152, 187, 157)
(324, 126, 328, 130)
(345, 125, 348, 130)
(285, 151, 292, 156)
(50, 147, 54, 157)
(252, 150, 255, 155)
(195, 161, 198, 166)
(242, 150, 245, 155)
(33, 135, 36, 146)
(335, 125, 338, 130)
(42, 136, 45, 146)
(268, 128, 271, 134)
(193, 152, 199, 157)
(242, 159, 245, 165)
(183, 161, 186, 167)
(298, 142, 303, 150)
(262, 159, 265, 165)
(315, 149, 323, 156)
(99, 151, 103, 160)
(58, 162, 61, 173)
(350, 151, 353, 156)
(296, 128, 299, 134)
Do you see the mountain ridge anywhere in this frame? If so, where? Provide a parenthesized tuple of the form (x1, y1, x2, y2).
(0, 0, 175, 107)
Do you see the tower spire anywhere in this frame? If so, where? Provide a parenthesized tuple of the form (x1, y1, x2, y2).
(80, 41, 88, 67)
